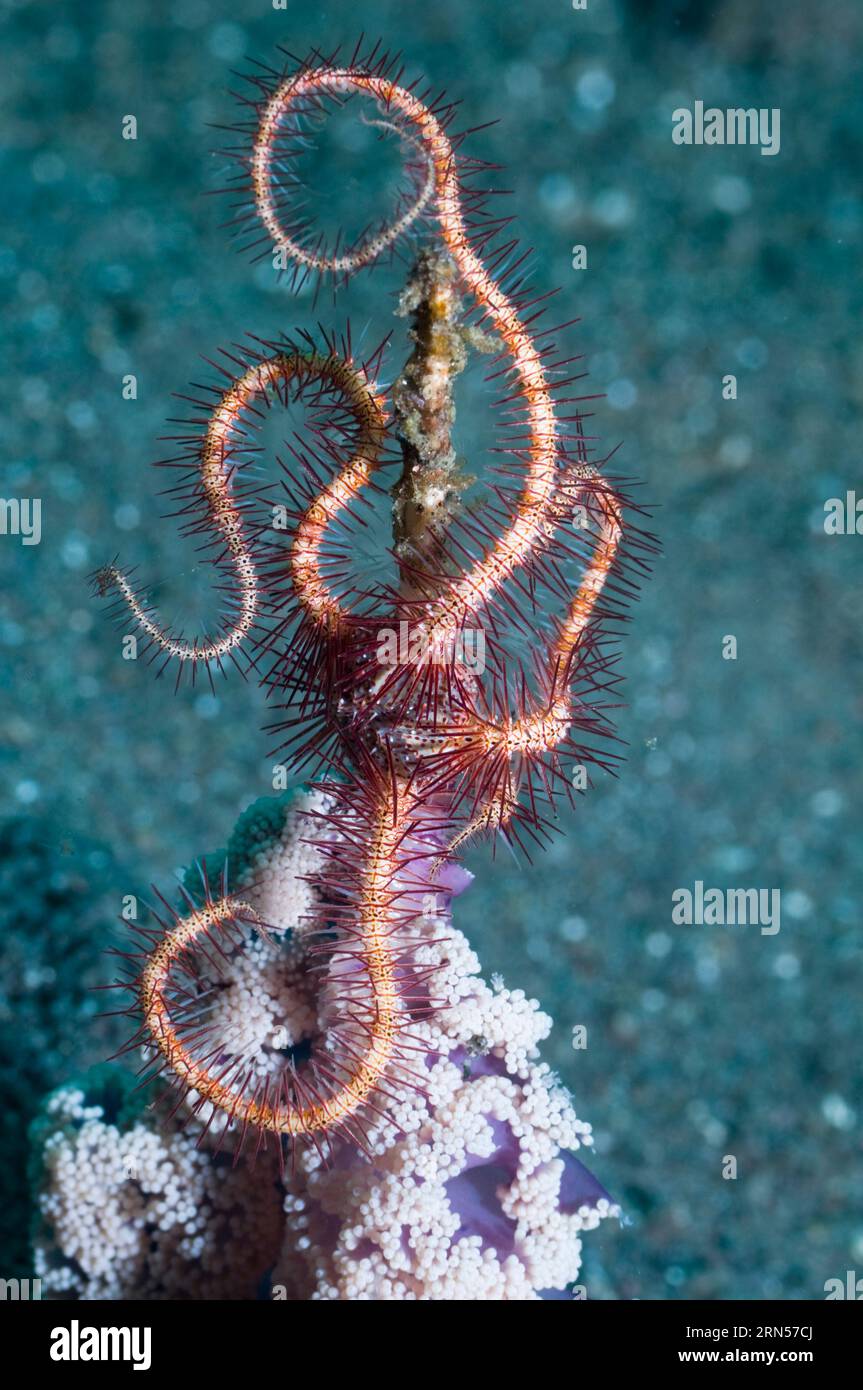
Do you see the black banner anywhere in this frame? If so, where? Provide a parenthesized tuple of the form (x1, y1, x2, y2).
(2, 1298, 858, 1375)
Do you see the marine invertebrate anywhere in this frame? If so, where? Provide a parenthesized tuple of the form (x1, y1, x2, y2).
(81, 43, 652, 1296)
(30, 1068, 282, 1300)
(33, 794, 617, 1300)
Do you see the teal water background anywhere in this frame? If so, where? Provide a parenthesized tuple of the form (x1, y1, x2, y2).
(1, 0, 861, 1298)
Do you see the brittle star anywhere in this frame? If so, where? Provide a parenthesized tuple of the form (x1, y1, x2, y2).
(97, 42, 652, 1164)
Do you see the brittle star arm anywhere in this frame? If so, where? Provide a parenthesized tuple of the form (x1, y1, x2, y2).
(433, 473, 623, 862)
(96, 350, 388, 674)
(137, 783, 413, 1142)
(93, 359, 281, 673)
(284, 350, 389, 636)
(251, 65, 561, 644)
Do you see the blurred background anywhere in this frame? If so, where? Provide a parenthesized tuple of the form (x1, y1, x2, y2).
(1, 0, 861, 1297)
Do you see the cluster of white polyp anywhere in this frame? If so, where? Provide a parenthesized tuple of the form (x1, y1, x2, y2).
(31, 790, 618, 1300)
